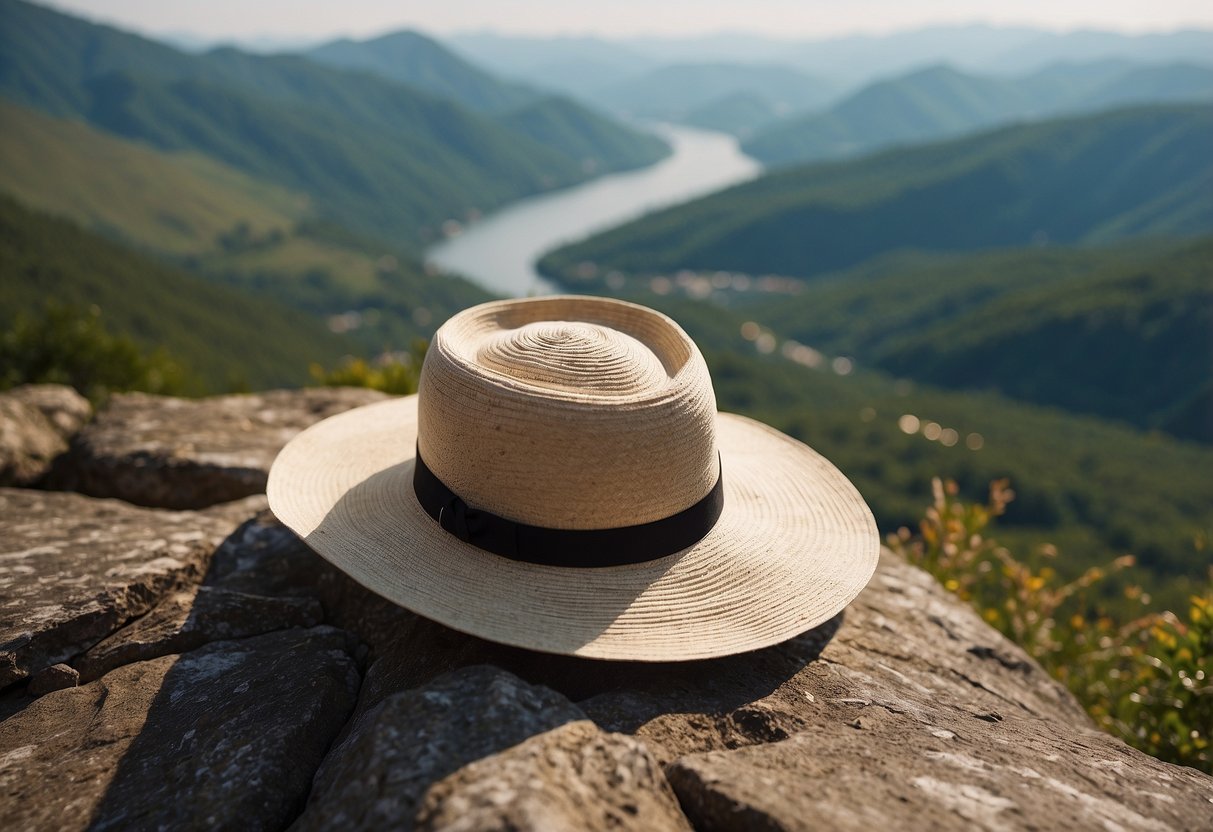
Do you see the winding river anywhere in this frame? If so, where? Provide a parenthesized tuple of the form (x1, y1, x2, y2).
(425, 124, 760, 297)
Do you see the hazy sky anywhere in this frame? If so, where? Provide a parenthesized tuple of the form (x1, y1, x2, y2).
(42, 0, 1213, 42)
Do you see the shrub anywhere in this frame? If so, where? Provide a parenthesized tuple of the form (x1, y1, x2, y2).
(309, 339, 427, 395)
(889, 478, 1211, 773)
(0, 302, 195, 401)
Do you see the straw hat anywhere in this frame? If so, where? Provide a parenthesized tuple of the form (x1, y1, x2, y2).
(268, 296, 878, 661)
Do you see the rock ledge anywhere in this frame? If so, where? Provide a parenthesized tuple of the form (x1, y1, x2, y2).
(2, 388, 1210, 831)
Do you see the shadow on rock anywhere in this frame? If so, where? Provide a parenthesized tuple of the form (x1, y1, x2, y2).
(83, 627, 361, 831)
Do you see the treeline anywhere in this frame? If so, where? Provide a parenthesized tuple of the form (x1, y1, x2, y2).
(0, 197, 352, 393)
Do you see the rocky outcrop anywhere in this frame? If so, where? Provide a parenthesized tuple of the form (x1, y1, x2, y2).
(416, 720, 692, 832)
(664, 708, 1208, 832)
(5, 383, 92, 436)
(1, 388, 1210, 832)
(26, 662, 79, 696)
(0, 383, 90, 486)
(0, 488, 249, 687)
(46, 388, 387, 508)
(74, 584, 323, 682)
(295, 666, 588, 832)
(0, 627, 360, 832)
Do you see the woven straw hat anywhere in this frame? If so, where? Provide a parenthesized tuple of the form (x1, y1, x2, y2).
(268, 296, 878, 661)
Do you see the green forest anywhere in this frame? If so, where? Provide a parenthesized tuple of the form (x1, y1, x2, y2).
(541, 104, 1213, 278)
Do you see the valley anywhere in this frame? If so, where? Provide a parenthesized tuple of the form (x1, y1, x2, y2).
(1, 0, 1210, 618)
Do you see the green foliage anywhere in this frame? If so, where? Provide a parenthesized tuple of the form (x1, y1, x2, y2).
(744, 62, 1213, 167)
(889, 478, 1211, 773)
(743, 240, 1213, 442)
(0, 196, 355, 391)
(540, 105, 1213, 280)
(1112, 593, 1213, 770)
(309, 341, 428, 396)
(1, 302, 195, 400)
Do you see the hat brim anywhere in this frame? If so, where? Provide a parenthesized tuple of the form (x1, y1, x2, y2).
(268, 395, 878, 662)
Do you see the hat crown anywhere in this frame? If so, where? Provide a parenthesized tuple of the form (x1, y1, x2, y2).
(416, 296, 719, 530)
(477, 321, 668, 395)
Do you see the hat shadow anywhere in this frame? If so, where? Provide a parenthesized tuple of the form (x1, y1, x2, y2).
(309, 461, 846, 730)
(319, 545, 843, 740)
(312, 460, 689, 658)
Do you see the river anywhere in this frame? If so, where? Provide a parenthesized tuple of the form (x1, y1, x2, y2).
(425, 124, 761, 297)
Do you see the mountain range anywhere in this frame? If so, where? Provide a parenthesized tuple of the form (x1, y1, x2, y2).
(306, 30, 536, 113)
(541, 104, 1213, 279)
(592, 63, 840, 124)
(744, 61, 1213, 166)
(444, 26, 1213, 92)
(0, 0, 668, 244)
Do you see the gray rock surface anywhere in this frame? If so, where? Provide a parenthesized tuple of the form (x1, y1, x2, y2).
(75, 584, 323, 682)
(46, 387, 387, 508)
(26, 662, 78, 697)
(317, 547, 1213, 830)
(6, 383, 92, 436)
(0, 627, 360, 832)
(2, 388, 1210, 832)
(294, 666, 588, 832)
(665, 713, 1213, 831)
(573, 548, 1088, 765)
(0, 488, 243, 687)
(207, 508, 345, 599)
(416, 720, 693, 832)
(0, 384, 90, 486)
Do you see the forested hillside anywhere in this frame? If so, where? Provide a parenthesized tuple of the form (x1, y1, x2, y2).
(0, 100, 308, 255)
(0, 198, 353, 391)
(541, 105, 1213, 279)
(0, 99, 494, 354)
(497, 96, 671, 172)
(742, 241, 1213, 441)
